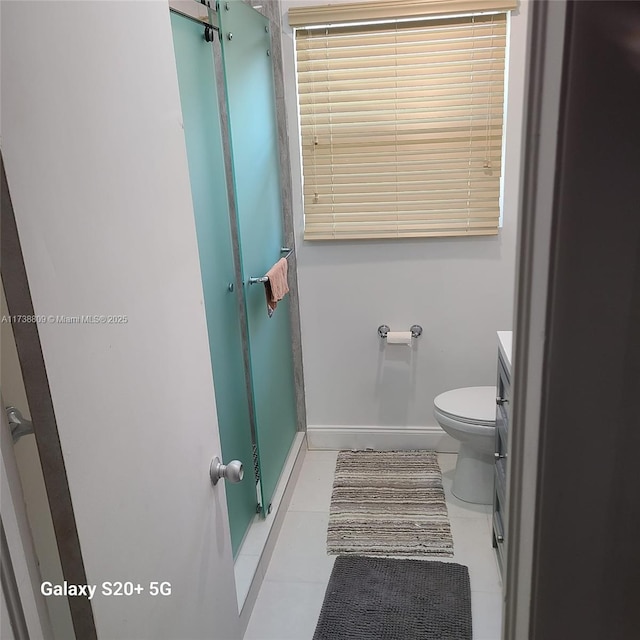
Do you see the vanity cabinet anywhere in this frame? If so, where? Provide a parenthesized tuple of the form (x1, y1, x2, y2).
(493, 332, 512, 578)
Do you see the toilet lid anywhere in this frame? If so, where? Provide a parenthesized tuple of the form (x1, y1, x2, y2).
(434, 386, 497, 425)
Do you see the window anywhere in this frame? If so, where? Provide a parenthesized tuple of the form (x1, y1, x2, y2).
(290, 0, 516, 240)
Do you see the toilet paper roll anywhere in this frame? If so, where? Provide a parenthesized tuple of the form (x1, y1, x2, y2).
(386, 331, 412, 345)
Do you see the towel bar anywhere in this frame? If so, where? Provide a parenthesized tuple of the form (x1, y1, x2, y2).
(248, 247, 293, 285)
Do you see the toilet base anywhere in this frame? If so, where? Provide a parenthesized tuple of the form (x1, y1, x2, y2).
(452, 443, 494, 505)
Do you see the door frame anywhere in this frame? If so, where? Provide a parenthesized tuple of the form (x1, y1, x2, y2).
(1, 154, 96, 640)
(1, 394, 54, 640)
(506, 0, 640, 636)
(503, 0, 567, 636)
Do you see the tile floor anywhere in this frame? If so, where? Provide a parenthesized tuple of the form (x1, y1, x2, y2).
(244, 451, 503, 640)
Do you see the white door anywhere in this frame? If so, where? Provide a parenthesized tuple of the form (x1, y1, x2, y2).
(1, 1, 240, 639)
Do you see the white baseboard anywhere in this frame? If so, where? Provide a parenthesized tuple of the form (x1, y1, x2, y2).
(306, 425, 459, 453)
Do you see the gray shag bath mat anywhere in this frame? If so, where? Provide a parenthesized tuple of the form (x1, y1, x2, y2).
(327, 450, 453, 556)
(313, 556, 472, 640)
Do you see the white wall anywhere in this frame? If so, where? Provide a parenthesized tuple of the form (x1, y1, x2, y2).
(1, 284, 75, 640)
(280, 0, 530, 438)
(1, 1, 239, 638)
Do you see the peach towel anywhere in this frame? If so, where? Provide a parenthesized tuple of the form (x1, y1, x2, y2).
(264, 257, 289, 317)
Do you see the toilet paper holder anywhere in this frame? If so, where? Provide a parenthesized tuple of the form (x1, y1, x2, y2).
(378, 325, 423, 339)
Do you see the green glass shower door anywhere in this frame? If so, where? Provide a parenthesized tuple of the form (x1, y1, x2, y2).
(171, 11, 257, 556)
(218, 1, 298, 513)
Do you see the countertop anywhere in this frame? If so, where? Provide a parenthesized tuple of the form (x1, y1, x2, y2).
(497, 331, 513, 375)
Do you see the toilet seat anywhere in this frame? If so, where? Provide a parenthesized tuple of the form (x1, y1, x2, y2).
(433, 386, 497, 426)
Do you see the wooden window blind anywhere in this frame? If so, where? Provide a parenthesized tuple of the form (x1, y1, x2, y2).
(294, 11, 510, 240)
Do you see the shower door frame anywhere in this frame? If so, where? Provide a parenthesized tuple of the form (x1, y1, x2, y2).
(230, 0, 307, 445)
(170, 0, 306, 539)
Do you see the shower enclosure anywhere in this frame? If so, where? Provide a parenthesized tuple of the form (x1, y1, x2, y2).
(170, 0, 298, 557)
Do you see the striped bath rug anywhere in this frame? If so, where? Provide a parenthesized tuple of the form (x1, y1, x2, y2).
(327, 450, 453, 556)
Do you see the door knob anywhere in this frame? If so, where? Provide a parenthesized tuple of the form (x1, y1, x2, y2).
(210, 457, 244, 485)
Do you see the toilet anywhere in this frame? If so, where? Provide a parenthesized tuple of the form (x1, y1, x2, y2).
(433, 386, 497, 505)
